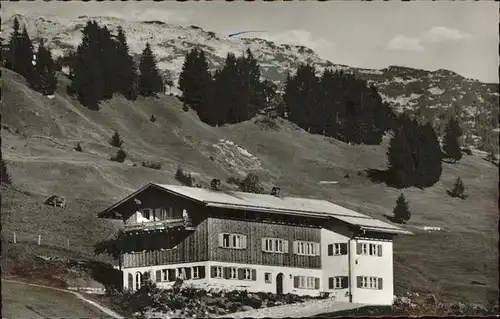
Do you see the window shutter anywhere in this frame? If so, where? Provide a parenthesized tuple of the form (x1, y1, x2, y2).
(238, 268, 244, 280)
(377, 244, 383, 256)
(314, 243, 321, 256)
(341, 243, 348, 255)
(211, 266, 217, 278)
(293, 241, 298, 254)
(342, 276, 349, 288)
(327, 244, 333, 256)
(356, 242, 362, 254)
(156, 270, 161, 283)
(284, 240, 289, 253)
(218, 234, 224, 247)
(293, 276, 299, 288)
(261, 238, 266, 251)
(241, 235, 247, 249)
(223, 267, 230, 279)
(328, 277, 334, 289)
(356, 276, 362, 288)
(200, 266, 206, 279)
(315, 277, 320, 289)
(128, 273, 133, 289)
(378, 278, 383, 290)
(185, 267, 192, 280)
(252, 269, 257, 281)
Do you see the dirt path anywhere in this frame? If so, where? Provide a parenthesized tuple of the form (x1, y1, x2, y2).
(2, 279, 124, 319)
(219, 298, 366, 318)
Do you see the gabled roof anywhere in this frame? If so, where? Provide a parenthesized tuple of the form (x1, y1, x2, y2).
(98, 183, 413, 235)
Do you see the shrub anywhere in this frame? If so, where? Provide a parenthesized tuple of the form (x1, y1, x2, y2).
(226, 176, 241, 185)
(109, 130, 124, 148)
(142, 161, 162, 170)
(447, 177, 467, 199)
(238, 173, 264, 194)
(174, 166, 194, 186)
(150, 114, 156, 122)
(111, 148, 127, 163)
(74, 142, 83, 152)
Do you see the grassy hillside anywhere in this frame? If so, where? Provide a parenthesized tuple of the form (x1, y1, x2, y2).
(1, 67, 498, 305)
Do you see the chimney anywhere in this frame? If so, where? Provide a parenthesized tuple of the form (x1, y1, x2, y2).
(211, 179, 221, 190)
(271, 187, 281, 197)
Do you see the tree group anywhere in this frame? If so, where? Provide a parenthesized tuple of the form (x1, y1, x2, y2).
(386, 115, 443, 188)
(4, 17, 57, 96)
(442, 117, 463, 163)
(69, 21, 163, 110)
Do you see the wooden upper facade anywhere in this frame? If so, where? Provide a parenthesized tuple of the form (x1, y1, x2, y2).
(98, 182, 412, 270)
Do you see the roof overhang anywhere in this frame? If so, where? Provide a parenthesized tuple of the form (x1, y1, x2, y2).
(205, 202, 332, 219)
(357, 225, 414, 236)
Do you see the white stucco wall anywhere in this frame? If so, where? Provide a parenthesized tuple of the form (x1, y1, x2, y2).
(320, 227, 350, 302)
(349, 238, 394, 305)
(123, 261, 323, 297)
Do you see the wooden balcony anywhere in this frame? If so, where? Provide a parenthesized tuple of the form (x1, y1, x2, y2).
(124, 217, 195, 233)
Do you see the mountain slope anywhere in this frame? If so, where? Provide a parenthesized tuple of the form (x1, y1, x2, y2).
(1, 13, 498, 150)
(1, 67, 498, 305)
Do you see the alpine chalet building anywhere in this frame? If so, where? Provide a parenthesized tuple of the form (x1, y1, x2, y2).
(98, 180, 412, 305)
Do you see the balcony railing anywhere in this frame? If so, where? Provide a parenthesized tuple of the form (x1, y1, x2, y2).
(124, 217, 194, 232)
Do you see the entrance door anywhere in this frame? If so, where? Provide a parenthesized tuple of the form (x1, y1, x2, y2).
(276, 273, 284, 295)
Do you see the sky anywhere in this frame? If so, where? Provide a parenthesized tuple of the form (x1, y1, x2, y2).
(2, 1, 498, 83)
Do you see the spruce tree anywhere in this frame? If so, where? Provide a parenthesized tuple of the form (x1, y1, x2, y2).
(5, 17, 20, 72)
(109, 130, 124, 148)
(115, 27, 138, 100)
(415, 123, 443, 187)
(239, 173, 264, 194)
(448, 177, 467, 199)
(393, 193, 411, 224)
(442, 117, 463, 163)
(71, 20, 104, 110)
(386, 116, 417, 188)
(214, 53, 240, 125)
(138, 43, 163, 97)
(30, 39, 57, 95)
(179, 48, 213, 122)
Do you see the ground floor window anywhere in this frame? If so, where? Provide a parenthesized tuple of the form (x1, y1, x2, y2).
(294, 276, 320, 289)
(264, 272, 272, 283)
(328, 276, 348, 289)
(357, 276, 383, 290)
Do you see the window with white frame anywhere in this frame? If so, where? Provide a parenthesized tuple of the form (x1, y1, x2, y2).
(193, 266, 200, 279)
(243, 268, 252, 280)
(294, 276, 319, 289)
(329, 277, 342, 289)
(213, 266, 223, 278)
(295, 241, 319, 256)
(229, 267, 237, 279)
(220, 233, 246, 249)
(357, 276, 382, 290)
(369, 243, 382, 256)
(263, 238, 287, 253)
(264, 272, 272, 283)
(306, 276, 315, 289)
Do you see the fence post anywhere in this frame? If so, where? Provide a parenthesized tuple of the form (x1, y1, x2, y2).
(13, 232, 16, 244)
(38, 234, 41, 246)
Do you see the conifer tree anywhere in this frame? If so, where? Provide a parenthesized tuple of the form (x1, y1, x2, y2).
(448, 177, 467, 199)
(443, 117, 463, 163)
(109, 130, 124, 148)
(179, 48, 213, 122)
(0, 154, 12, 186)
(386, 115, 417, 188)
(71, 20, 104, 109)
(214, 53, 240, 125)
(138, 43, 163, 97)
(30, 39, 57, 95)
(415, 122, 443, 187)
(239, 173, 264, 194)
(114, 27, 138, 100)
(5, 17, 20, 72)
(392, 193, 411, 224)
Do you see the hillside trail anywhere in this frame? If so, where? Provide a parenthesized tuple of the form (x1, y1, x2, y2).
(2, 279, 124, 319)
(219, 298, 366, 318)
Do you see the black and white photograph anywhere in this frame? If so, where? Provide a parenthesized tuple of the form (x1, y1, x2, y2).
(1, 1, 498, 318)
